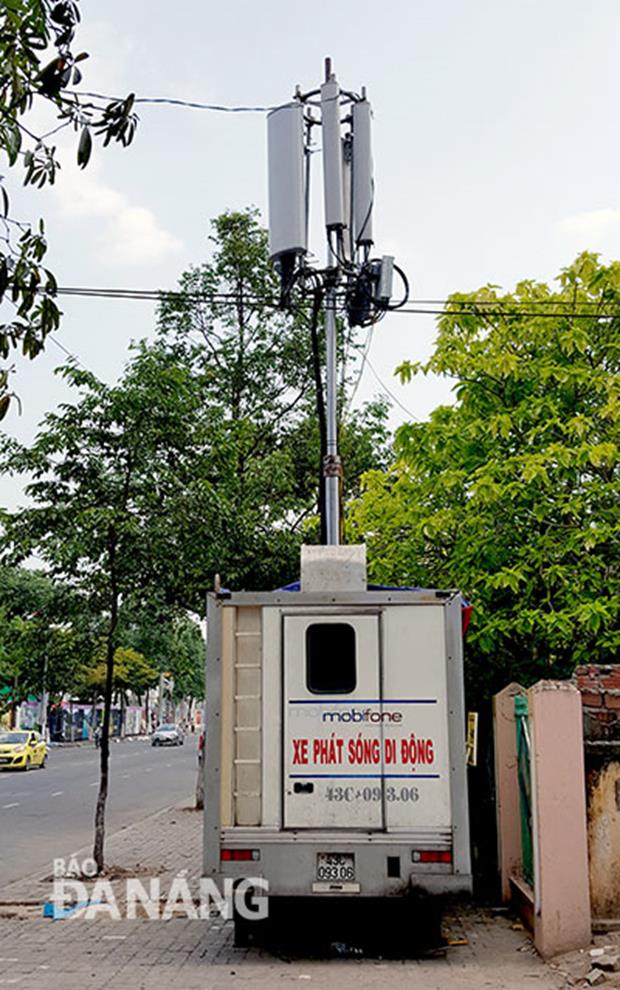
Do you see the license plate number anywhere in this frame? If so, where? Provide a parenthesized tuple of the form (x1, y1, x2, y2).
(0, 757, 11, 764)
(316, 853, 355, 882)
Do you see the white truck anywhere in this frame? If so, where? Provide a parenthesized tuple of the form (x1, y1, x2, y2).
(203, 545, 471, 946)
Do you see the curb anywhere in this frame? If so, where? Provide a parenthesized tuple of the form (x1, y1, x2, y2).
(48, 736, 151, 749)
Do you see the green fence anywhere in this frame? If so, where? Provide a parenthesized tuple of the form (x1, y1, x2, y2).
(515, 693, 534, 888)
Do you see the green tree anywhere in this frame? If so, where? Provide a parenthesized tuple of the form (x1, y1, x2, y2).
(85, 646, 158, 699)
(117, 601, 205, 701)
(155, 209, 390, 593)
(350, 254, 620, 702)
(0, 210, 390, 862)
(166, 615, 205, 701)
(0, 349, 206, 870)
(0, 0, 137, 417)
(0, 566, 86, 721)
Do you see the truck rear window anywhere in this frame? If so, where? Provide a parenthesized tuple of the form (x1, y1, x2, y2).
(306, 623, 356, 694)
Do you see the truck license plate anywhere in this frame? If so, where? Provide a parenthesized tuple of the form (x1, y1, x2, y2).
(316, 853, 355, 882)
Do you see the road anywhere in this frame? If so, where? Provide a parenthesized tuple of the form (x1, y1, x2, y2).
(0, 736, 198, 890)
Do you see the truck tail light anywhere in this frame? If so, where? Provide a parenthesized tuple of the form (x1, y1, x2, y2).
(412, 850, 452, 864)
(220, 849, 260, 862)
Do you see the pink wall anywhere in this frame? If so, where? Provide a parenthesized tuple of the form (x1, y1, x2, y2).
(529, 681, 591, 958)
(494, 679, 591, 958)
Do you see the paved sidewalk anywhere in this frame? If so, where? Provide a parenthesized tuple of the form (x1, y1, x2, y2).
(0, 800, 566, 989)
(2, 799, 197, 905)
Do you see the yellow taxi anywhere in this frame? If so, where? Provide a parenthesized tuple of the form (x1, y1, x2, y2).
(0, 730, 48, 770)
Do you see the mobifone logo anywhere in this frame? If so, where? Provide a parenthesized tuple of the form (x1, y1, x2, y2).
(321, 708, 403, 723)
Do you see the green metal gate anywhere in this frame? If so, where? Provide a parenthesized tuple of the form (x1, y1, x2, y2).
(515, 694, 533, 888)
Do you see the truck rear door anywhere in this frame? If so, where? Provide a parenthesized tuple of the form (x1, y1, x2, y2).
(283, 613, 384, 829)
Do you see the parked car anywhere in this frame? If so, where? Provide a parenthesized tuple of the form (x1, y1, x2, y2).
(151, 723, 184, 747)
(0, 730, 47, 770)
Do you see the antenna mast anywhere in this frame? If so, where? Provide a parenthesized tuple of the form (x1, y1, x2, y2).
(267, 59, 409, 545)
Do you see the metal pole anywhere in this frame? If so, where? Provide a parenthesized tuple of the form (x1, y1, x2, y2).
(324, 282, 341, 544)
(40, 644, 49, 743)
(158, 672, 165, 725)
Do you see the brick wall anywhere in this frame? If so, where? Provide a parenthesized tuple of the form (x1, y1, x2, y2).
(573, 664, 620, 742)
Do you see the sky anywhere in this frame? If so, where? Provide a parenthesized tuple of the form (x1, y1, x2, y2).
(3, 0, 620, 509)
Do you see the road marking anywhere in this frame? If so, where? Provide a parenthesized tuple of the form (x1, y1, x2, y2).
(102, 935, 126, 940)
(90, 782, 98, 787)
(2, 802, 19, 809)
(145, 768, 153, 772)
(165, 763, 173, 767)
(121, 773, 130, 778)
(51, 791, 63, 797)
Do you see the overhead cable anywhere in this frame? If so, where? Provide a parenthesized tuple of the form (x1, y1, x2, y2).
(42, 286, 620, 320)
(72, 91, 283, 113)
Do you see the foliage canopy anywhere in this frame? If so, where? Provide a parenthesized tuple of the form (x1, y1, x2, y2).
(351, 254, 620, 700)
(0, 0, 137, 417)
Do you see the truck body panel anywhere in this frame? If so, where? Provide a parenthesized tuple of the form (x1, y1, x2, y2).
(204, 587, 472, 900)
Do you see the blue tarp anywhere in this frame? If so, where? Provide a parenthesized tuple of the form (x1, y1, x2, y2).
(276, 581, 473, 633)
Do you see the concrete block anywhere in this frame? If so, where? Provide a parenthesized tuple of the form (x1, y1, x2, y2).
(300, 544, 367, 592)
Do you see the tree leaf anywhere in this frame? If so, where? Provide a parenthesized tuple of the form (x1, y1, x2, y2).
(77, 126, 92, 169)
(5, 124, 22, 166)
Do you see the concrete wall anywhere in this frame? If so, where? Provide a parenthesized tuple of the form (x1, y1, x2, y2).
(529, 681, 591, 958)
(493, 679, 591, 958)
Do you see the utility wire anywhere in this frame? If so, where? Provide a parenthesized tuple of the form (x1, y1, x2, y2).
(389, 298, 613, 309)
(389, 306, 620, 319)
(73, 91, 284, 113)
(48, 333, 88, 370)
(41, 285, 620, 320)
(365, 357, 419, 421)
(344, 325, 374, 415)
(52, 285, 275, 303)
(72, 90, 346, 113)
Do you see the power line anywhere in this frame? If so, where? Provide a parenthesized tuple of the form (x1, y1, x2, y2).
(74, 91, 284, 114)
(388, 298, 613, 309)
(52, 285, 274, 303)
(365, 357, 419, 421)
(390, 306, 620, 319)
(344, 325, 374, 415)
(74, 89, 346, 114)
(44, 285, 620, 320)
(47, 334, 88, 370)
